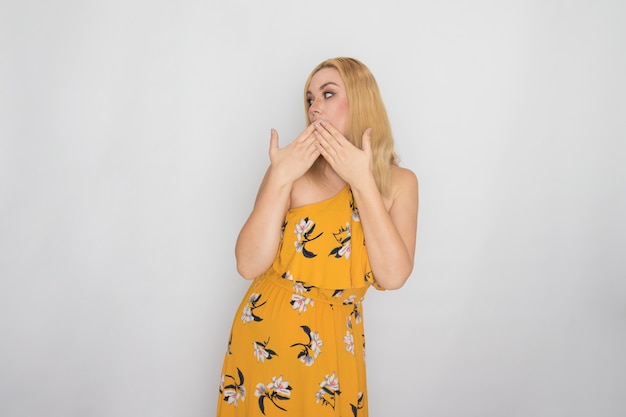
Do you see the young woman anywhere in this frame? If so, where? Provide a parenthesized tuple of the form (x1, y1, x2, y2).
(217, 57, 418, 416)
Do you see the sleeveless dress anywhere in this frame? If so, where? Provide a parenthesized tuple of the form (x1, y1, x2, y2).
(216, 186, 382, 417)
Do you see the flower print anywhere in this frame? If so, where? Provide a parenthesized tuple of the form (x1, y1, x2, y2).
(253, 343, 269, 363)
(344, 330, 355, 354)
(364, 270, 380, 287)
(282, 270, 293, 281)
(337, 242, 351, 259)
(291, 325, 323, 366)
(350, 302, 362, 324)
(276, 221, 287, 256)
(316, 372, 341, 409)
(220, 368, 246, 407)
(332, 289, 344, 298)
(253, 339, 278, 363)
(294, 217, 323, 258)
(350, 392, 365, 416)
(255, 383, 267, 397)
(310, 331, 323, 357)
(223, 386, 245, 406)
(349, 193, 360, 221)
(329, 223, 351, 259)
(321, 372, 340, 391)
(241, 305, 253, 323)
(362, 334, 366, 361)
(294, 218, 313, 241)
(293, 281, 306, 294)
(315, 389, 325, 402)
(268, 375, 291, 397)
(290, 293, 313, 314)
(240, 293, 266, 324)
(293, 281, 313, 294)
(300, 353, 314, 366)
(223, 388, 236, 404)
(256, 375, 292, 414)
(342, 294, 357, 305)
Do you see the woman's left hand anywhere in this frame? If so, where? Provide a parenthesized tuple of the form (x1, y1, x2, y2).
(314, 120, 373, 186)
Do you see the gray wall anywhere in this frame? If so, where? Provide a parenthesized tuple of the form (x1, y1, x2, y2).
(1, 1, 624, 416)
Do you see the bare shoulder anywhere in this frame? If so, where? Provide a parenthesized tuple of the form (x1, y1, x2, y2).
(390, 165, 418, 197)
(382, 165, 418, 211)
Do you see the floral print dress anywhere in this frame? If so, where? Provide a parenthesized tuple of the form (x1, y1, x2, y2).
(217, 186, 382, 416)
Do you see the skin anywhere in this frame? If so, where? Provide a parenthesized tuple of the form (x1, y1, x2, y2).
(235, 68, 419, 290)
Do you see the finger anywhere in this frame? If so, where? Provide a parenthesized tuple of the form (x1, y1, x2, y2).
(314, 132, 336, 164)
(269, 128, 279, 151)
(298, 132, 317, 153)
(314, 126, 337, 153)
(317, 120, 344, 146)
(309, 142, 321, 159)
(304, 132, 319, 149)
(300, 133, 320, 155)
(362, 128, 372, 152)
(313, 129, 331, 150)
(302, 138, 321, 165)
(297, 123, 318, 143)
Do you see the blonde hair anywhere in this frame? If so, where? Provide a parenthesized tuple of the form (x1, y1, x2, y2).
(304, 57, 398, 196)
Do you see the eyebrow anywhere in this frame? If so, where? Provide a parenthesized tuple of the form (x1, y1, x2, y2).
(306, 81, 340, 95)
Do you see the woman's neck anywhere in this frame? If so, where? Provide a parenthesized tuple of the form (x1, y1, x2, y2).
(314, 159, 347, 192)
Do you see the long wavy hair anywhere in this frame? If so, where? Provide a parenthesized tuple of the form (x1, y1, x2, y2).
(304, 57, 398, 196)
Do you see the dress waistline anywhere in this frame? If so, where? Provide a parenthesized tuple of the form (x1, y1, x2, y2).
(255, 269, 369, 306)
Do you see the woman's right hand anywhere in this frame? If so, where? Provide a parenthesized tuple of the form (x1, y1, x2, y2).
(234, 124, 320, 280)
(268, 123, 320, 185)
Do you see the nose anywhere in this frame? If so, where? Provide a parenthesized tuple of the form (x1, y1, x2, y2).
(309, 100, 321, 119)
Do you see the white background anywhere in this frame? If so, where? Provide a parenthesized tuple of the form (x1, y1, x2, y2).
(1, 1, 625, 416)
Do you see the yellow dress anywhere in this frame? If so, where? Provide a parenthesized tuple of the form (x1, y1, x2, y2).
(217, 186, 382, 416)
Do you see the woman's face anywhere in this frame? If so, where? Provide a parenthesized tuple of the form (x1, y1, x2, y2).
(306, 67, 349, 134)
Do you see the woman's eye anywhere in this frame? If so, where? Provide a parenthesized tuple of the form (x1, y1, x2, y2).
(307, 92, 334, 106)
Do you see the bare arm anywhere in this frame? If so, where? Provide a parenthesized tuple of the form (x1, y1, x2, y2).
(350, 167, 418, 289)
(235, 125, 320, 279)
(314, 121, 419, 289)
